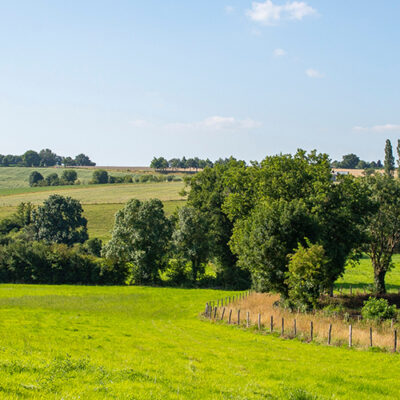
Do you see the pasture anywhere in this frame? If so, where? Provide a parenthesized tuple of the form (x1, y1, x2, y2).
(0, 277, 400, 399)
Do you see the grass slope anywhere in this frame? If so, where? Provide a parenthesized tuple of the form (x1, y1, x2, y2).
(0, 167, 156, 188)
(0, 284, 399, 399)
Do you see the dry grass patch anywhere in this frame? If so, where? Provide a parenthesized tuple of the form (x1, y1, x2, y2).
(215, 292, 399, 351)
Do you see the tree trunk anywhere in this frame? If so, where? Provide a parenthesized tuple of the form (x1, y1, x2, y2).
(374, 268, 387, 295)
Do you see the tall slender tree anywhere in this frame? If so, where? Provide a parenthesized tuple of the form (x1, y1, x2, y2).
(384, 139, 395, 177)
(397, 139, 400, 178)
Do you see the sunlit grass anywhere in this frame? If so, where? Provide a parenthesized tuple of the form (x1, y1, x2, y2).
(0, 285, 400, 399)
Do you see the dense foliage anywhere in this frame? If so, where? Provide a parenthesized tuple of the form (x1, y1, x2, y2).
(361, 297, 397, 321)
(150, 156, 237, 171)
(0, 149, 95, 167)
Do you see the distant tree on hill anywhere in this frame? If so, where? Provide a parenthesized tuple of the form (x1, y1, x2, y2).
(29, 171, 44, 187)
(92, 170, 109, 184)
(45, 173, 60, 186)
(39, 148, 59, 167)
(62, 157, 76, 166)
(75, 153, 96, 166)
(384, 139, 395, 177)
(150, 157, 169, 170)
(397, 139, 400, 178)
(32, 195, 88, 245)
(23, 150, 40, 167)
(61, 170, 78, 184)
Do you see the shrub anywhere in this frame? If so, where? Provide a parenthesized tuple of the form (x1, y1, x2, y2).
(45, 173, 60, 186)
(164, 258, 192, 285)
(92, 170, 109, 184)
(61, 170, 78, 184)
(0, 240, 127, 285)
(286, 242, 330, 310)
(29, 171, 44, 187)
(123, 175, 133, 183)
(361, 297, 397, 321)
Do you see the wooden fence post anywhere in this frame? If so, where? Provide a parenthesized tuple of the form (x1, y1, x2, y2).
(328, 324, 332, 345)
(294, 319, 297, 336)
(281, 318, 284, 336)
(270, 316, 274, 333)
(394, 330, 398, 353)
(237, 309, 240, 325)
(349, 325, 352, 348)
(370, 327, 373, 347)
(258, 313, 261, 330)
(213, 307, 217, 319)
(246, 312, 250, 328)
(310, 321, 313, 341)
(228, 309, 232, 324)
(205, 303, 209, 315)
(221, 307, 226, 321)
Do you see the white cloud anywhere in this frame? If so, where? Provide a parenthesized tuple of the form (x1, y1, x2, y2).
(246, 1, 316, 25)
(130, 119, 152, 128)
(353, 124, 400, 133)
(273, 48, 287, 57)
(167, 116, 262, 131)
(305, 68, 324, 78)
(225, 5, 234, 14)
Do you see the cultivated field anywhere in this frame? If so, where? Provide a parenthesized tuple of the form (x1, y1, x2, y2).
(0, 168, 186, 241)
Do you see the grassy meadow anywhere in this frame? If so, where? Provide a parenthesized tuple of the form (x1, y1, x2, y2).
(0, 279, 400, 399)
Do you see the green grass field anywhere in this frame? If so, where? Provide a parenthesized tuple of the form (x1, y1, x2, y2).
(0, 279, 399, 399)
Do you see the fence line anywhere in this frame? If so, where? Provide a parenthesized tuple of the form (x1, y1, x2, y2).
(202, 290, 400, 353)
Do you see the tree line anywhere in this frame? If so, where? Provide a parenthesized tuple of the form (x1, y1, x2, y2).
(2, 140, 400, 311)
(150, 156, 234, 171)
(331, 153, 382, 169)
(0, 149, 95, 167)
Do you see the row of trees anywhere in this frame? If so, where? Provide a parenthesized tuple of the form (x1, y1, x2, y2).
(331, 153, 382, 169)
(0, 149, 95, 167)
(29, 170, 78, 187)
(150, 156, 234, 171)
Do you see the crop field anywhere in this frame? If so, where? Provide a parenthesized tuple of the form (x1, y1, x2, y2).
(0, 274, 400, 400)
(0, 168, 186, 241)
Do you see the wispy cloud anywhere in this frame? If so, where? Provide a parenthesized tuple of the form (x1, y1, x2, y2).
(306, 68, 324, 78)
(130, 116, 262, 132)
(167, 116, 262, 131)
(225, 5, 234, 14)
(246, 1, 317, 25)
(273, 48, 287, 57)
(353, 124, 400, 133)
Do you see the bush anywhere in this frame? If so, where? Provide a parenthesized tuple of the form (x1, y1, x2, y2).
(123, 175, 133, 183)
(0, 240, 128, 285)
(92, 170, 109, 184)
(61, 170, 78, 184)
(164, 258, 192, 285)
(361, 297, 397, 321)
(286, 242, 330, 310)
(45, 173, 60, 186)
(29, 171, 44, 187)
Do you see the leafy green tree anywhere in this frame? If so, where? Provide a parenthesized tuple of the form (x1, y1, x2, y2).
(172, 206, 210, 281)
(45, 173, 60, 186)
(286, 242, 330, 310)
(62, 156, 76, 166)
(185, 159, 251, 288)
(29, 171, 44, 187)
(103, 199, 171, 284)
(397, 139, 400, 178)
(61, 170, 78, 184)
(92, 169, 109, 184)
(39, 148, 59, 166)
(223, 151, 372, 293)
(384, 139, 395, 177)
(32, 195, 88, 245)
(75, 153, 96, 166)
(364, 175, 400, 294)
(340, 153, 360, 169)
(230, 199, 319, 296)
(23, 150, 40, 167)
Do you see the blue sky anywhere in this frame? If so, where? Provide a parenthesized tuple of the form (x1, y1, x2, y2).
(1, 1, 399, 165)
